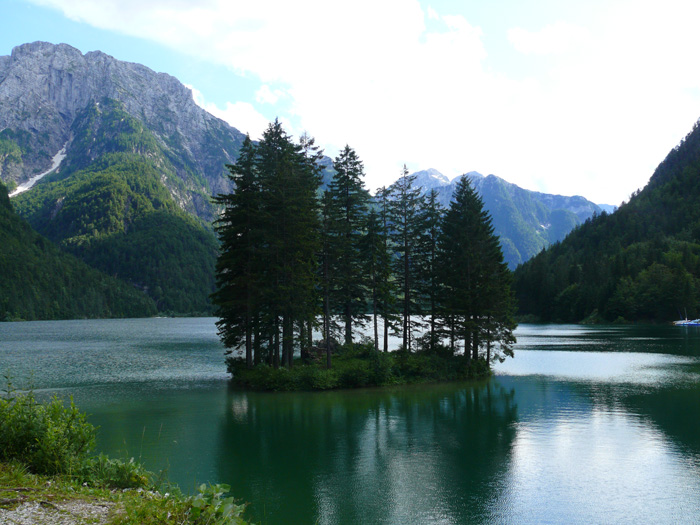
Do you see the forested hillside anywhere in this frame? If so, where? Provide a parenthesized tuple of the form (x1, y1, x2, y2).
(411, 169, 609, 268)
(0, 181, 156, 320)
(514, 119, 700, 323)
(12, 100, 218, 314)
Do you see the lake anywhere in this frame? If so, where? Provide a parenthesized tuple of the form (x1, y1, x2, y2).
(1, 318, 700, 524)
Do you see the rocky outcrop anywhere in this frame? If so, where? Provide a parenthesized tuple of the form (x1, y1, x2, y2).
(0, 42, 246, 216)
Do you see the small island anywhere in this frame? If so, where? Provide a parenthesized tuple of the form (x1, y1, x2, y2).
(213, 122, 516, 391)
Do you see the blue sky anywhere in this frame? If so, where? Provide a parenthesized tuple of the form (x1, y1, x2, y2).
(3, 0, 700, 205)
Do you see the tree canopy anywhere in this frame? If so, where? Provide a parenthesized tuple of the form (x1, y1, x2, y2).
(213, 123, 516, 373)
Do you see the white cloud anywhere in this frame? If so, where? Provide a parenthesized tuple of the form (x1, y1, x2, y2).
(26, 0, 700, 204)
(508, 21, 592, 56)
(188, 84, 269, 140)
(255, 85, 285, 105)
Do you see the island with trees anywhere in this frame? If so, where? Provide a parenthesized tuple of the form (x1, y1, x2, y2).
(212, 120, 516, 390)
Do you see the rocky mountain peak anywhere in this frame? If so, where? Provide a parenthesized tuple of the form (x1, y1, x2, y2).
(0, 41, 245, 215)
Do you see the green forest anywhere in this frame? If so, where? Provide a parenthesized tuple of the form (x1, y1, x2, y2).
(0, 180, 156, 320)
(514, 119, 700, 323)
(214, 121, 516, 388)
(11, 100, 219, 315)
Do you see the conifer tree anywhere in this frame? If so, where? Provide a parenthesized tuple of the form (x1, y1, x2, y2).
(415, 189, 444, 352)
(215, 120, 321, 369)
(373, 186, 399, 352)
(212, 135, 260, 368)
(387, 165, 423, 351)
(326, 145, 371, 346)
(436, 176, 516, 363)
(360, 206, 387, 351)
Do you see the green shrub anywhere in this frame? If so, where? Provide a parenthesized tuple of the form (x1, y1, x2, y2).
(189, 483, 248, 525)
(296, 365, 338, 390)
(337, 360, 371, 388)
(81, 453, 151, 489)
(0, 385, 96, 475)
(368, 351, 395, 385)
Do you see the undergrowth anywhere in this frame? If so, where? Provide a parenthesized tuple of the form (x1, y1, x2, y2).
(0, 374, 251, 524)
(227, 340, 491, 391)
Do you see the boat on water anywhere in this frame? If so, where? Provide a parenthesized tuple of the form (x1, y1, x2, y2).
(673, 318, 700, 326)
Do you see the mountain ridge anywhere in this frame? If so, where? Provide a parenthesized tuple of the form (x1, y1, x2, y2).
(513, 118, 700, 322)
(0, 41, 245, 220)
(410, 168, 614, 267)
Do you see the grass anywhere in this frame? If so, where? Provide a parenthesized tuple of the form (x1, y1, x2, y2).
(0, 375, 251, 524)
(227, 340, 492, 391)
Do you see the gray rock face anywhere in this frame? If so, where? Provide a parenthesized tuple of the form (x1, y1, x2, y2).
(0, 41, 245, 213)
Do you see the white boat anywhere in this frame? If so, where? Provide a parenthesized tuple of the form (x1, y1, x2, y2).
(673, 318, 700, 326)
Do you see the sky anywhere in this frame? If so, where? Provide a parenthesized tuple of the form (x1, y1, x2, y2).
(3, 0, 700, 205)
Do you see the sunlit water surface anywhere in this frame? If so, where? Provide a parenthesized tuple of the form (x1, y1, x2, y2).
(2, 319, 700, 524)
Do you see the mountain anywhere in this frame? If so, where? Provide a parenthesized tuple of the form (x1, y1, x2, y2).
(0, 180, 156, 320)
(0, 42, 245, 219)
(10, 96, 220, 314)
(411, 169, 612, 268)
(513, 119, 700, 323)
(0, 42, 245, 314)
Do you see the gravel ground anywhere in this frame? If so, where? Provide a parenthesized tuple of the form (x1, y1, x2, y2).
(0, 499, 115, 524)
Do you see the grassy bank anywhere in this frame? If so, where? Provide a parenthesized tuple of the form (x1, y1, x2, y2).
(0, 379, 250, 524)
(227, 342, 492, 391)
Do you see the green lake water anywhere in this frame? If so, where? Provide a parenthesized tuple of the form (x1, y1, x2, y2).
(2, 318, 700, 524)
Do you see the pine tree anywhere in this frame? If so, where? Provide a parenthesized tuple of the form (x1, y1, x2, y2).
(387, 165, 423, 351)
(326, 145, 371, 346)
(415, 189, 444, 352)
(360, 206, 387, 351)
(212, 135, 260, 368)
(319, 191, 338, 368)
(214, 120, 321, 369)
(373, 186, 399, 352)
(436, 176, 516, 364)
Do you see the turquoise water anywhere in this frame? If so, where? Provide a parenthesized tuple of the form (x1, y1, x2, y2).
(2, 319, 700, 523)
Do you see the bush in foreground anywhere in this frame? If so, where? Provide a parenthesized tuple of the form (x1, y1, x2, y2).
(0, 377, 250, 524)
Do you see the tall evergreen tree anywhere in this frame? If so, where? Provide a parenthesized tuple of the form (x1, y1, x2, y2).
(326, 145, 371, 346)
(436, 176, 516, 364)
(373, 186, 399, 352)
(360, 206, 388, 351)
(415, 189, 444, 352)
(212, 135, 260, 369)
(214, 120, 321, 369)
(387, 165, 424, 351)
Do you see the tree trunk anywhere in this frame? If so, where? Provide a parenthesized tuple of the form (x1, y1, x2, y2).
(307, 319, 313, 352)
(383, 315, 389, 353)
(253, 316, 261, 366)
(282, 315, 293, 368)
(325, 289, 332, 370)
(298, 320, 307, 363)
(245, 315, 253, 369)
(373, 289, 379, 352)
(345, 302, 352, 347)
(273, 317, 280, 369)
(464, 321, 471, 363)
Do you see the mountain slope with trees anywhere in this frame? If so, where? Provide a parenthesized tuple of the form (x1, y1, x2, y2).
(11, 100, 218, 314)
(0, 181, 156, 320)
(514, 118, 700, 323)
(412, 169, 612, 268)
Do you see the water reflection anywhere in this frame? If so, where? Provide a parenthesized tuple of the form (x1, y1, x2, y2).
(491, 375, 700, 523)
(4, 320, 700, 523)
(217, 382, 518, 524)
